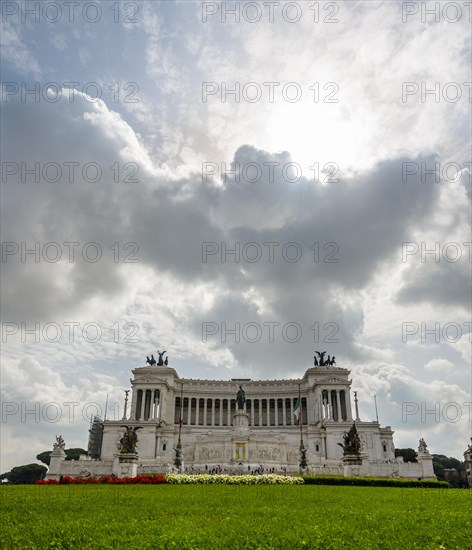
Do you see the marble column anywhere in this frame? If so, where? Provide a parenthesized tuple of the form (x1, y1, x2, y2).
(336, 391, 342, 422)
(354, 391, 361, 421)
(211, 399, 215, 426)
(346, 390, 353, 421)
(186, 397, 191, 425)
(129, 390, 135, 421)
(148, 389, 152, 421)
(259, 399, 263, 426)
(133, 389, 140, 420)
(140, 389, 146, 421)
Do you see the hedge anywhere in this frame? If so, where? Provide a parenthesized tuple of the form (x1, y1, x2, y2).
(35, 475, 167, 485)
(34, 474, 449, 488)
(301, 475, 449, 488)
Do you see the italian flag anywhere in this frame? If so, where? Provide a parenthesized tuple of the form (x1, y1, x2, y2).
(294, 398, 301, 426)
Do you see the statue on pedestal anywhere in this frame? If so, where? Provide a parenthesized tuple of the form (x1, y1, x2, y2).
(418, 438, 428, 453)
(236, 386, 246, 410)
(314, 351, 336, 367)
(119, 426, 142, 454)
(146, 350, 169, 367)
(338, 423, 362, 456)
(53, 435, 65, 451)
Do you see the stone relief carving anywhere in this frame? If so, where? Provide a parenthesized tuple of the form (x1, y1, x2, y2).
(319, 377, 345, 385)
(134, 376, 166, 384)
(197, 447, 227, 460)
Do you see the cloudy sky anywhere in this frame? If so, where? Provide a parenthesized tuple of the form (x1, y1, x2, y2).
(1, 0, 471, 473)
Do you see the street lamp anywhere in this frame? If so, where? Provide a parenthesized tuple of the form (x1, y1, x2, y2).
(173, 383, 184, 472)
(297, 384, 307, 473)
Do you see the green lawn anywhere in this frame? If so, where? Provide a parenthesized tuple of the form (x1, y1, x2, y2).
(0, 484, 470, 549)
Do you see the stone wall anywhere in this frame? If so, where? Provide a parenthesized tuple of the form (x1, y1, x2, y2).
(46, 455, 115, 480)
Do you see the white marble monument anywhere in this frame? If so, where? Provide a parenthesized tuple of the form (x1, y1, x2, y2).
(46, 355, 436, 480)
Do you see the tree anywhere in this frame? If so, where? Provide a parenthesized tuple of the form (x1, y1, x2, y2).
(0, 464, 47, 484)
(36, 448, 87, 466)
(36, 451, 52, 466)
(432, 454, 466, 488)
(64, 448, 88, 461)
(395, 448, 417, 463)
(432, 454, 463, 471)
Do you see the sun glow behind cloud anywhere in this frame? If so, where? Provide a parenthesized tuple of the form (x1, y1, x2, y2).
(263, 102, 370, 177)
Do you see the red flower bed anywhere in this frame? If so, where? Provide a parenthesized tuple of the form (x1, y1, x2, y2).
(35, 474, 167, 485)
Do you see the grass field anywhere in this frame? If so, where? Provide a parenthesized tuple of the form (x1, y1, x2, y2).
(0, 484, 470, 549)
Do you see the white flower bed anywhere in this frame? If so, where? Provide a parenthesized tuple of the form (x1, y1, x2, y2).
(166, 474, 303, 485)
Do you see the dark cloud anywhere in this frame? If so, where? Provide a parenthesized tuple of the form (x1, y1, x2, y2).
(2, 95, 454, 377)
(397, 261, 471, 310)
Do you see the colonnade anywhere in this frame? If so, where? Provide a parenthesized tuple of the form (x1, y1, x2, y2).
(134, 388, 161, 421)
(320, 389, 351, 421)
(173, 396, 309, 427)
(131, 387, 352, 424)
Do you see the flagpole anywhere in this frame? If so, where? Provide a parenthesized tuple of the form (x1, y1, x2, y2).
(298, 383, 307, 472)
(104, 393, 109, 422)
(299, 384, 303, 443)
(174, 383, 184, 472)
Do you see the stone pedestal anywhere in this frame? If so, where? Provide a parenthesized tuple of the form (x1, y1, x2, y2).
(113, 453, 138, 478)
(416, 451, 435, 479)
(232, 410, 249, 434)
(464, 439, 472, 488)
(232, 410, 250, 463)
(45, 447, 66, 480)
(342, 454, 365, 477)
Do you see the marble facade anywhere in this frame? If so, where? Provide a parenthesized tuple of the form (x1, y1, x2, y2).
(46, 361, 436, 479)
